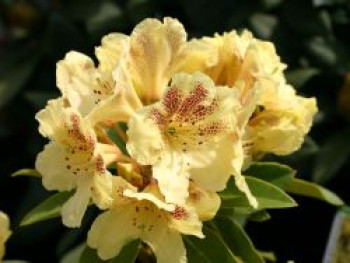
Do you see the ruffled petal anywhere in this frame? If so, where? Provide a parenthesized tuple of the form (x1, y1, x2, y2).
(61, 177, 92, 228)
(95, 33, 129, 74)
(129, 17, 186, 102)
(56, 52, 100, 115)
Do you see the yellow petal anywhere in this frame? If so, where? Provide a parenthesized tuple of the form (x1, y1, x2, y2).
(143, 229, 187, 263)
(126, 106, 165, 165)
(35, 142, 76, 191)
(61, 177, 92, 228)
(91, 170, 113, 210)
(188, 183, 221, 221)
(0, 212, 11, 260)
(129, 17, 186, 103)
(87, 209, 139, 260)
(56, 52, 101, 116)
(152, 151, 190, 205)
(95, 33, 129, 74)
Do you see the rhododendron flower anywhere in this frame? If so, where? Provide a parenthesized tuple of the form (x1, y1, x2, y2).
(0, 211, 11, 260)
(35, 99, 119, 227)
(127, 72, 257, 207)
(87, 177, 220, 262)
(56, 35, 142, 127)
(187, 30, 317, 158)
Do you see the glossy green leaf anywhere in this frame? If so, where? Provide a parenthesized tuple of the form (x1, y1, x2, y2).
(286, 178, 344, 206)
(312, 129, 350, 184)
(184, 225, 239, 263)
(220, 177, 297, 209)
(215, 217, 264, 263)
(11, 168, 41, 178)
(20, 191, 74, 227)
(79, 240, 141, 263)
(245, 162, 295, 189)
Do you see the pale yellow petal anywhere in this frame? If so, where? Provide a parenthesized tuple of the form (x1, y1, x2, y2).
(168, 204, 204, 238)
(0, 212, 11, 260)
(126, 107, 165, 165)
(91, 170, 113, 210)
(61, 177, 92, 228)
(153, 151, 190, 205)
(87, 209, 139, 260)
(129, 17, 186, 102)
(56, 51, 99, 115)
(143, 228, 187, 263)
(35, 142, 76, 191)
(35, 98, 66, 139)
(188, 183, 221, 221)
(189, 136, 236, 192)
(96, 33, 129, 74)
(123, 189, 175, 212)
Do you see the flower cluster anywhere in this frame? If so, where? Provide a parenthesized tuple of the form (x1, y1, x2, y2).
(35, 17, 317, 262)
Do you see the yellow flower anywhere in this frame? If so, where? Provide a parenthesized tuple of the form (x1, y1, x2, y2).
(186, 30, 317, 157)
(247, 84, 317, 155)
(35, 99, 118, 227)
(117, 17, 216, 104)
(87, 177, 219, 262)
(56, 34, 142, 127)
(127, 72, 257, 207)
(0, 211, 11, 260)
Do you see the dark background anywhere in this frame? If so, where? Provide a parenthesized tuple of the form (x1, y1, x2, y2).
(1, 0, 350, 262)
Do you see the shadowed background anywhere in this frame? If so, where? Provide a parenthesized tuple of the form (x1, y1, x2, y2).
(0, 0, 350, 262)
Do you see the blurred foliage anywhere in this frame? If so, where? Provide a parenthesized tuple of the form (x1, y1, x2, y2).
(1, 0, 350, 262)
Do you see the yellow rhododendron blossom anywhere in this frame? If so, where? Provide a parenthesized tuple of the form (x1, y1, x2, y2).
(247, 84, 317, 155)
(35, 99, 118, 227)
(0, 212, 11, 260)
(187, 30, 317, 157)
(87, 177, 219, 262)
(127, 72, 257, 207)
(56, 35, 142, 127)
(117, 17, 216, 104)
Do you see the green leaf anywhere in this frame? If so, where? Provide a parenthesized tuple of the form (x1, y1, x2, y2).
(107, 123, 128, 156)
(11, 168, 41, 178)
(258, 250, 277, 262)
(80, 240, 141, 263)
(286, 68, 320, 89)
(215, 217, 264, 263)
(20, 191, 74, 227)
(220, 177, 297, 209)
(286, 178, 344, 206)
(184, 225, 239, 263)
(244, 162, 295, 189)
(249, 210, 271, 222)
(312, 129, 350, 184)
(60, 244, 85, 263)
(249, 13, 278, 39)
